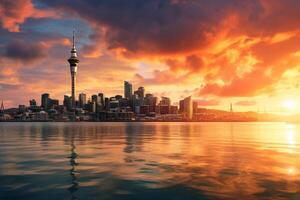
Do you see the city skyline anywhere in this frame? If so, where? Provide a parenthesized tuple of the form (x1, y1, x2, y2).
(1, 1, 300, 115)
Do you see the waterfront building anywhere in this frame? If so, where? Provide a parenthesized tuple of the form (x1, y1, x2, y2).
(124, 81, 132, 99)
(179, 99, 184, 113)
(160, 97, 171, 106)
(29, 99, 37, 107)
(92, 94, 102, 112)
(48, 99, 59, 110)
(144, 94, 157, 113)
(136, 87, 145, 99)
(183, 96, 193, 120)
(41, 93, 49, 110)
(193, 101, 198, 113)
(18, 105, 26, 113)
(98, 93, 105, 108)
(109, 98, 119, 112)
(170, 105, 178, 114)
(30, 111, 49, 121)
(79, 93, 86, 108)
(63, 95, 72, 111)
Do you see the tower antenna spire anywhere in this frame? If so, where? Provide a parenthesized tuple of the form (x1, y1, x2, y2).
(72, 29, 75, 48)
(0, 100, 4, 112)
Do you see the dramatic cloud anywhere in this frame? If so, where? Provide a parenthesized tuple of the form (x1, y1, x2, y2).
(0, 0, 55, 32)
(37, 0, 300, 97)
(41, 0, 263, 56)
(4, 40, 46, 62)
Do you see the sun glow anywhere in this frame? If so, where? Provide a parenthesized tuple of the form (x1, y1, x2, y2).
(282, 99, 297, 110)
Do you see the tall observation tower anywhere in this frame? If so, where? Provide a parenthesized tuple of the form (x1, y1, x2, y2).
(68, 31, 80, 108)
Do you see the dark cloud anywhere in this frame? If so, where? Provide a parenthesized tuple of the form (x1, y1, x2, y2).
(4, 40, 46, 62)
(0, 83, 21, 90)
(40, 0, 264, 56)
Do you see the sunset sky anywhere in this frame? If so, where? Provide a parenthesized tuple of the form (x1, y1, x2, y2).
(1, 0, 300, 114)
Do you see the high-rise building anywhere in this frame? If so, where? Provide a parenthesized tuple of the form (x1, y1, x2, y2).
(41, 93, 49, 110)
(160, 97, 171, 106)
(79, 93, 86, 108)
(109, 97, 119, 112)
(68, 32, 80, 108)
(137, 87, 145, 99)
(170, 105, 178, 114)
(179, 99, 184, 113)
(92, 95, 102, 112)
(115, 95, 122, 100)
(98, 93, 105, 107)
(63, 95, 72, 111)
(183, 96, 193, 120)
(48, 99, 59, 109)
(124, 81, 132, 99)
(193, 101, 198, 113)
(145, 94, 157, 113)
(104, 97, 109, 110)
(29, 99, 37, 107)
(18, 105, 26, 113)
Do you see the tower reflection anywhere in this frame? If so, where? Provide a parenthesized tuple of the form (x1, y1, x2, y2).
(68, 134, 79, 200)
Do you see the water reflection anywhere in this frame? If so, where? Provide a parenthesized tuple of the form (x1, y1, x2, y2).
(0, 122, 300, 200)
(68, 134, 79, 200)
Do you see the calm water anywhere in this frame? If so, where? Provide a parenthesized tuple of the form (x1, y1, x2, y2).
(0, 122, 300, 200)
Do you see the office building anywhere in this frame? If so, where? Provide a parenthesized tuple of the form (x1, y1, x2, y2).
(79, 93, 86, 108)
(124, 81, 132, 99)
(183, 96, 193, 120)
(63, 95, 72, 111)
(136, 87, 145, 99)
(41, 93, 49, 110)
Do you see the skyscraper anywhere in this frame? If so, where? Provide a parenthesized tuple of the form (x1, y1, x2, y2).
(137, 87, 145, 99)
(183, 96, 193, 120)
(64, 95, 72, 111)
(41, 93, 49, 110)
(79, 93, 86, 108)
(68, 32, 80, 108)
(124, 81, 132, 99)
(29, 99, 37, 107)
(145, 94, 157, 113)
(160, 97, 171, 106)
(98, 93, 105, 107)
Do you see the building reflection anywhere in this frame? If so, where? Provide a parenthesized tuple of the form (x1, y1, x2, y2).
(68, 131, 79, 200)
(123, 123, 145, 154)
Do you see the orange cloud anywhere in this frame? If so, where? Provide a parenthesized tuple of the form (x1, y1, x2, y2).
(0, 0, 55, 32)
(235, 101, 257, 106)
